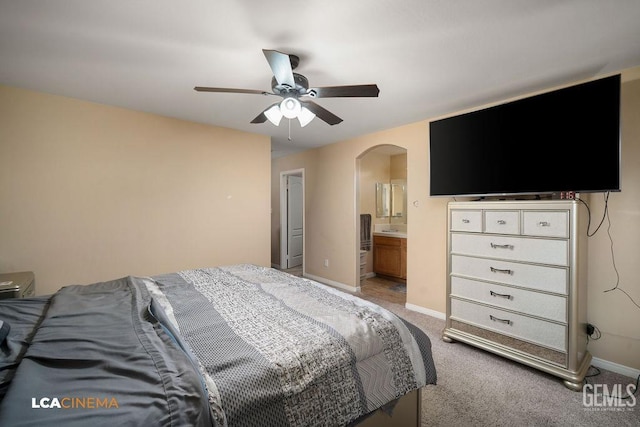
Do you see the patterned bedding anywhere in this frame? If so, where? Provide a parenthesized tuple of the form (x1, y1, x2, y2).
(0, 264, 436, 426)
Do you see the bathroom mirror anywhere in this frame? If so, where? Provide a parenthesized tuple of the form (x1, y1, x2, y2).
(391, 180, 406, 218)
(376, 180, 406, 220)
(375, 183, 390, 218)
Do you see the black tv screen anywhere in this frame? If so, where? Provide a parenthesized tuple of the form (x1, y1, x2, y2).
(429, 74, 621, 197)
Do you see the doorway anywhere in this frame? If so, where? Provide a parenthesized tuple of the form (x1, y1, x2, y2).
(280, 169, 304, 272)
(356, 145, 407, 303)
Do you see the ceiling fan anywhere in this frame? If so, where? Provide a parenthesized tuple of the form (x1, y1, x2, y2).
(194, 49, 380, 128)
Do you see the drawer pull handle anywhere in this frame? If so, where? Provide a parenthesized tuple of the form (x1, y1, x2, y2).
(490, 315, 512, 325)
(538, 221, 551, 227)
(462, 219, 470, 223)
(497, 219, 506, 225)
(490, 243, 514, 250)
(490, 290, 512, 299)
(490, 266, 513, 275)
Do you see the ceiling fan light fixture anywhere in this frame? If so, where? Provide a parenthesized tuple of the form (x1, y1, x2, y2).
(298, 106, 316, 127)
(280, 97, 301, 119)
(196, 49, 379, 127)
(264, 104, 283, 126)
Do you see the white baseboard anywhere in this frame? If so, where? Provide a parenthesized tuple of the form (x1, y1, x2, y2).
(405, 303, 446, 320)
(304, 273, 359, 293)
(591, 357, 640, 380)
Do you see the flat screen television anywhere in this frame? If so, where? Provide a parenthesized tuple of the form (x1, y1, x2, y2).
(429, 74, 621, 198)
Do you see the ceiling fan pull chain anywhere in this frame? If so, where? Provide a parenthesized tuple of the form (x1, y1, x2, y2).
(288, 119, 292, 141)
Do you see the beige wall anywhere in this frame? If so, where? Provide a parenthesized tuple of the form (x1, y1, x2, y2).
(390, 153, 407, 180)
(0, 85, 271, 295)
(584, 75, 640, 370)
(271, 68, 640, 371)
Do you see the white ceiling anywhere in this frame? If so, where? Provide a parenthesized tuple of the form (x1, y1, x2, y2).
(2, 1, 640, 158)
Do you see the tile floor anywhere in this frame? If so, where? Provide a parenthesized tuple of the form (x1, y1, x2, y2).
(359, 275, 406, 305)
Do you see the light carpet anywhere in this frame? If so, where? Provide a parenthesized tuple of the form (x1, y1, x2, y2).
(356, 295, 639, 427)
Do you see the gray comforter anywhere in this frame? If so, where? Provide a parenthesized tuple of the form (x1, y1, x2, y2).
(0, 275, 213, 426)
(0, 264, 436, 426)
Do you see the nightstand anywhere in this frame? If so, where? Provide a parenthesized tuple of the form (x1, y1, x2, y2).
(0, 271, 35, 299)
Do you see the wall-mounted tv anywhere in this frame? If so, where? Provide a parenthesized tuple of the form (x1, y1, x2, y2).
(429, 74, 621, 198)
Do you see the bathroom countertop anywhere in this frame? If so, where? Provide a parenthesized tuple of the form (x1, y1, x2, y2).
(373, 231, 407, 238)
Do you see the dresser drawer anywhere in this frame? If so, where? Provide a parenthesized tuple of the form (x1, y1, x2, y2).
(451, 255, 567, 294)
(450, 210, 482, 232)
(450, 276, 567, 322)
(484, 210, 520, 235)
(450, 298, 566, 351)
(523, 211, 569, 238)
(450, 233, 568, 266)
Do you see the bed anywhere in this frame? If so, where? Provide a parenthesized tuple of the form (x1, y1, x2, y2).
(0, 264, 436, 426)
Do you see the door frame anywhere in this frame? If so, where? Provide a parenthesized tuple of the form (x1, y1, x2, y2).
(280, 168, 305, 271)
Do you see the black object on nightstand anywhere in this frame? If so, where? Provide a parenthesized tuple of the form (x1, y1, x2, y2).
(0, 271, 35, 299)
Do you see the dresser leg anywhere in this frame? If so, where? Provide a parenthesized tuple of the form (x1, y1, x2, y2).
(563, 379, 584, 392)
(442, 334, 454, 343)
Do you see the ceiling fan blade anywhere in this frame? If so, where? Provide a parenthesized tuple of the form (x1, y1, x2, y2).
(250, 111, 268, 124)
(262, 49, 296, 88)
(308, 84, 380, 98)
(194, 86, 271, 95)
(250, 102, 281, 124)
(301, 100, 343, 125)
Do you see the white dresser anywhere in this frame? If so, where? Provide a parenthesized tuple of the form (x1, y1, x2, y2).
(442, 200, 591, 390)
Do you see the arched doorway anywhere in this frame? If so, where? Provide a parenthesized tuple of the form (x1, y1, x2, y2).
(356, 144, 407, 304)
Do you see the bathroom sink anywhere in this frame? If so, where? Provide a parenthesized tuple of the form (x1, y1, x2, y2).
(373, 230, 407, 238)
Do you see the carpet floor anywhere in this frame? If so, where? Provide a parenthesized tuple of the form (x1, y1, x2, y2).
(356, 294, 639, 427)
(277, 267, 638, 425)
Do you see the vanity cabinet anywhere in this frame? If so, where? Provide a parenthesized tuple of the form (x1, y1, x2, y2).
(373, 235, 407, 280)
(442, 200, 590, 391)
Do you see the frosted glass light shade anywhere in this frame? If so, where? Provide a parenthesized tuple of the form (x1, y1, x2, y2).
(297, 106, 316, 127)
(264, 104, 283, 126)
(280, 97, 301, 119)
